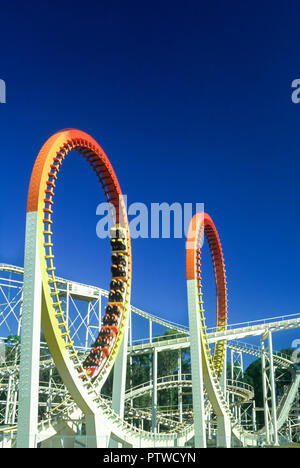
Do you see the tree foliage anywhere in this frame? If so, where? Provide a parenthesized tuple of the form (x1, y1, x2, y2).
(243, 348, 295, 427)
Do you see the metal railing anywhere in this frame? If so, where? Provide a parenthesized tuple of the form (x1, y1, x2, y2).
(207, 312, 300, 335)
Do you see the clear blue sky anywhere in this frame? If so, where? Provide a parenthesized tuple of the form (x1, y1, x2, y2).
(0, 1, 300, 352)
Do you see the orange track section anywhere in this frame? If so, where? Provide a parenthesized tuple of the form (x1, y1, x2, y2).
(186, 212, 228, 332)
(27, 129, 123, 220)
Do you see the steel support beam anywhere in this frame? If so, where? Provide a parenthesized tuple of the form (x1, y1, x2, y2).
(152, 348, 158, 433)
(186, 279, 206, 448)
(86, 414, 110, 448)
(261, 331, 279, 446)
(178, 349, 183, 423)
(16, 212, 42, 448)
(109, 309, 130, 447)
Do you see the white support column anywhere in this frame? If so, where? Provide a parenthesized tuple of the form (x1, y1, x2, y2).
(186, 279, 206, 448)
(66, 282, 70, 329)
(178, 349, 183, 424)
(217, 415, 231, 448)
(288, 418, 292, 443)
(252, 401, 257, 432)
(17, 292, 23, 337)
(261, 332, 279, 445)
(47, 367, 53, 413)
(149, 349, 152, 398)
(220, 345, 227, 394)
(230, 349, 235, 409)
(11, 383, 18, 425)
(128, 301, 133, 415)
(230, 349, 243, 380)
(129, 351, 133, 411)
(98, 293, 102, 331)
(85, 301, 91, 351)
(152, 348, 158, 433)
(207, 411, 212, 440)
(238, 405, 241, 425)
(129, 306, 132, 346)
(149, 319, 152, 344)
(261, 338, 270, 444)
(5, 375, 13, 425)
(85, 414, 110, 448)
(111, 317, 129, 418)
(129, 310, 133, 410)
(17, 212, 42, 448)
(109, 309, 130, 447)
(268, 330, 279, 446)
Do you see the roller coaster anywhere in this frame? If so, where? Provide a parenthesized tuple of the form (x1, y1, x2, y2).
(0, 129, 300, 448)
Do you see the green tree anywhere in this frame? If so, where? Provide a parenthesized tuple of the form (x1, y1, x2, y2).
(243, 348, 295, 427)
